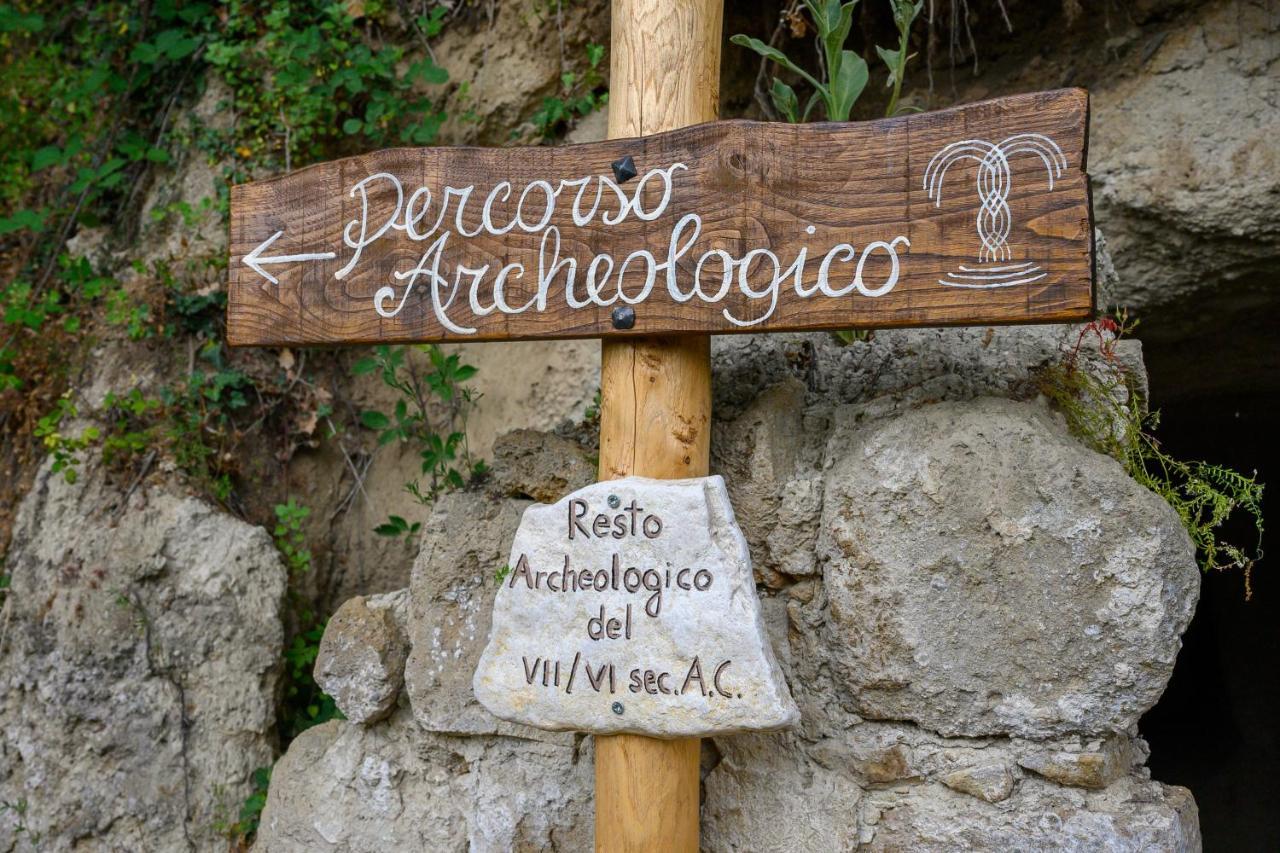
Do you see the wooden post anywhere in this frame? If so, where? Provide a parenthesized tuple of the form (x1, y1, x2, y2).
(595, 1, 721, 850)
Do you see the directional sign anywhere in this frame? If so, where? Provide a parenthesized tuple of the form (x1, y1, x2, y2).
(227, 88, 1093, 346)
(241, 230, 337, 285)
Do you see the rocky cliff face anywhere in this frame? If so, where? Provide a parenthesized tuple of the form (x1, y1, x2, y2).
(0, 459, 286, 851)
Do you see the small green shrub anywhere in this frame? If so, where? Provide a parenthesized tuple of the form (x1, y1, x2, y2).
(353, 344, 487, 534)
(271, 498, 343, 738)
(273, 499, 312, 575)
(733, 0, 922, 123)
(33, 393, 99, 484)
(531, 42, 608, 140)
(214, 765, 271, 846)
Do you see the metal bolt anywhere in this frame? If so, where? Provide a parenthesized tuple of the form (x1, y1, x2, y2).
(611, 701, 625, 715)
(611, 305, 636, 330)
(607, 494, 620, 508)
(610, 155, 638, 183)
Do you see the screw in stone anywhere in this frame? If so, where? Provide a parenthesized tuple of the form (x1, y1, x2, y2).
(607, 494, 620, 509)
(611, 701, 625, 715)
(611, 305, 636, 330)
(610, 154, 638, 183)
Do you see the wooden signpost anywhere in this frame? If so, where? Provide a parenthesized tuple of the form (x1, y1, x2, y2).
(226, 2, 1094, 849)
(227, 90, 1092, 346)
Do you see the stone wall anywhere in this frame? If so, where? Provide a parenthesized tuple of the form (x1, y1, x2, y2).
(254, 327, 1202, 852)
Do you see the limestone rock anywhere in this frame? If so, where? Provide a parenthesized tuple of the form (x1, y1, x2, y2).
(491, 428, 596, 503)
(0, 458, 286, 852)
(1092, 1, 1279, 319)
(862, 776, 1201, 852)
(402, 489, 569, 743)
(940, 763, 1016, 803)
(711, 324, 1143, 420)
(473, 476, 799, 737)
(253, 709, 593, 852)
(1018, 735, 1137, 790)
(818, 397, 1200, 738)
(314, 590, 410, 724)
(702, 721, 1198, 852)
(713, 378, 823, 587)
(703, 732, 864, 852)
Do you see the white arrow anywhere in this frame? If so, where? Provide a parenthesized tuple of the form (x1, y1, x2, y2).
(243, 230, 336, 285)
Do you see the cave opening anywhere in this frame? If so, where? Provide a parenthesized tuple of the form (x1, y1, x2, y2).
(1139, 319, 1280, 851)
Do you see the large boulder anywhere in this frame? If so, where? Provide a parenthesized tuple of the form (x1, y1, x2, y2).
(816, 397, 1199, 738)
(0, 459, 286, 852)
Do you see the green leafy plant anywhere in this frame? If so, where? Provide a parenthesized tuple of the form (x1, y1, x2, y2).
(1038, 314, 1265, 597)
(280, 617, 342, 736)
(33, 393, 99, 484)
(273, 499, 313, 575)
(494, 563, 512, 585)
(206, 0, 450, 173)
(374, 514, 421, 540)
(353, 344, 486, 527)
(214, 765, 272, 845)
(269, 498, 343, 738)
(733, 1, 921, 122)
(0, 797, 39, 844)
(531, 42, 608, 140)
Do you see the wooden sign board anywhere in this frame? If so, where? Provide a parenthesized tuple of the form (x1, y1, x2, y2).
(227, 88, 1092, 346)
(473, 475, 798, 737)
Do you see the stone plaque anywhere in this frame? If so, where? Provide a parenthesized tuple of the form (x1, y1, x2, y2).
(473, 475, 799, 737)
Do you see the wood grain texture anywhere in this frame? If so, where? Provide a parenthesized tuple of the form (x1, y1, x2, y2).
(598, 334, 711, 481)
(594, 2, 716, 852)
(594, 733, 701, 853)
(227, 88, 1093, 347)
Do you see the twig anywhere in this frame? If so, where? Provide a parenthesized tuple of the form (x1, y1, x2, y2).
(752, 2, 801, 121)
(114, 449, 158, 519)
(327, 431, 374, 522)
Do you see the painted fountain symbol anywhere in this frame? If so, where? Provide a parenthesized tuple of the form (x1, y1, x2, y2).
(923, 133, 1068, 289)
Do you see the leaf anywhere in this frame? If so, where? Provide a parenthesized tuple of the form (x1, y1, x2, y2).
(876, 45, 901, 84)
(31, 146, 63, 171)
(822, 1, 856, 65)
(360, 410, 390, 429)
(829, 50, 868, 121)
(0, 208, 43, 234)
(408, 58, 448, 85)
(374, 515, 409, 537)
(769, 78, 799, 123)
(729, 34, 822, 92)
(0, 7, 44, 32)
(342, 118, 363, 134)
(351, 356, 379, 375)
